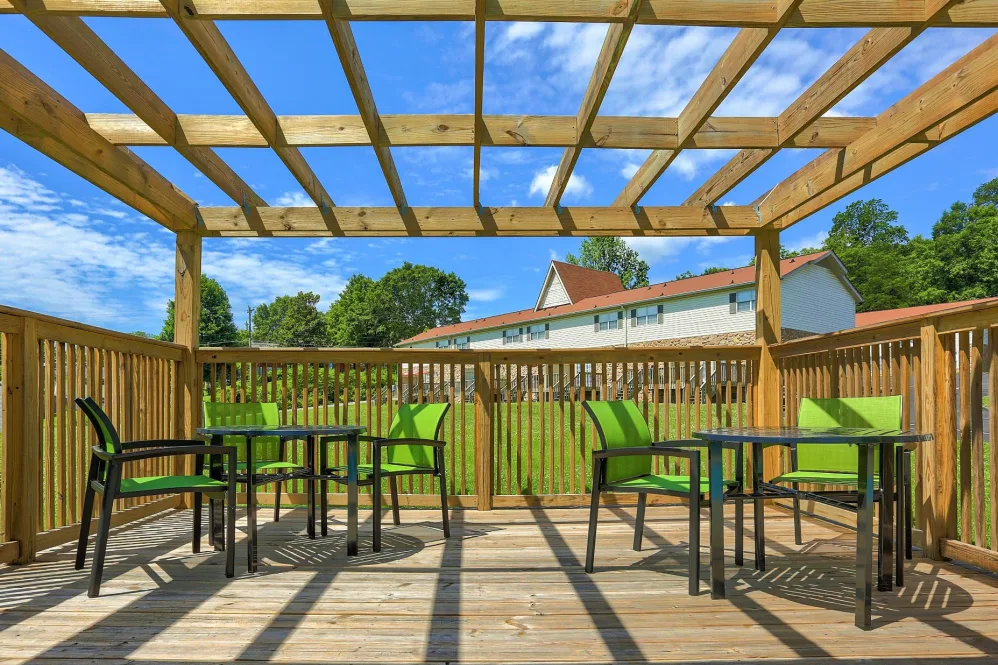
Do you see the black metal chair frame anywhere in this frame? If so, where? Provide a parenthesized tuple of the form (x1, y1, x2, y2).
(75, 397, 237, 597)
(319, 408, 451, 553)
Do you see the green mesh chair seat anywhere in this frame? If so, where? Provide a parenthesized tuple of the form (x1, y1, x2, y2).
(770, 470, 881, 485)
(202, 402, 302, 475)
(120, 475, 229, 494)
(327, 461, 434, 476)
(610, 474, 738, 494)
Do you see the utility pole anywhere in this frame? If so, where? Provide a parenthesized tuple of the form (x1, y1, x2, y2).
(246, 305, 254, 347)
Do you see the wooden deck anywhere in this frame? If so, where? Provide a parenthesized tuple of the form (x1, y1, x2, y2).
(1, 506, 997, 664)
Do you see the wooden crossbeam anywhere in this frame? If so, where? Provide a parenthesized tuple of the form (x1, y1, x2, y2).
(774, 90, 998, 229)
(197, 205, 760, 237)
(320, 5, 407, 210)
(545, 0, 643, 207)
(9, 6, 265, 210)
(472, 0, 485, 207)
(162, 2, 341, 234)
(758, 31, 998, 225)
(613, 25, 787, 207)
(87, 113, 880, 150)
(4, 0, 998, 27)
(0, 47, 194, 230)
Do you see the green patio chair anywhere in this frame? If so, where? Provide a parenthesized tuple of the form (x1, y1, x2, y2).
(583, 400, 738, 596)
(76, 397, 236, 598)
(202, 401, 306, 523)
(766, 396, 912, 575)
(321, 403, 451, 552)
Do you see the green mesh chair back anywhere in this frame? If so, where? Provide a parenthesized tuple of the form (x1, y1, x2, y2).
(202, 401, 283, 466)
(385, 403, 450, 468)
(76, 397, 122, 483)
(796, 396, 902, 473)
(583, 401, 653, 484)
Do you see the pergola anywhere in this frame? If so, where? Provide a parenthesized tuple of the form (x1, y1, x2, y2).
(1, 0, 997, 574)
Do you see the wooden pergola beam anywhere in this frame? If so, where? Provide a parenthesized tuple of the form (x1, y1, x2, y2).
(9, 6, 266, 209)
(83, 113, 877, 150)
(472, 0, 485, 207)
(4, 0, 998, 27)
(773, 89, 998, 229)
(545, 0, 643, 207)
(758, 31, 998, 225)
(320, 5, 407, 210)
(197, 205, 761, 237)
(0, 47, 195, 231)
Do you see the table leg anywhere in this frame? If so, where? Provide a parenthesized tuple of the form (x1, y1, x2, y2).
(878, 441, 894, 591)
(856, 443, 875, 629)
(751, 442, 766, 571)
(320, 437, 329, 537)
(895, 446, 906, 587)
(347, 432, 359, 556)
(245, 435, 257, 573)
(307, 436, 316, 540)
(734, 445, 744, 567)
(708, 440, 725, 599)
(210, 434, 224, 552)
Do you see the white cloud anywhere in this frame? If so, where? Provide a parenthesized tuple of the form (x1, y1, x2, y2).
(275, 191, 315, 206)
(494, 22, 547, 53)
(548, 248, 558, 261)
(0, 165, 60, 211)
(528, 165, 592, 200)
(784, 230, 828, 253)
(620, 163, 640, 179)
(624, 236, 736, 265)
(468, 287, 504, 302)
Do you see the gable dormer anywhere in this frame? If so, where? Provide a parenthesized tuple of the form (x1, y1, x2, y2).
(534, 260, 625, 311)
(536, 264, 571, 310)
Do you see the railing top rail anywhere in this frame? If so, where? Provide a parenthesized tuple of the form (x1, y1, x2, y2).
(774, 299, 998, 358)
(0, 304, 185, 360)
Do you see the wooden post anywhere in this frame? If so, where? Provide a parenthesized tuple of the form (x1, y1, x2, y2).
(919, 318, 956, 559)
(474, 353, 493, 510)
(174, 230, 201, 508)
(2, 315, 39, 563)
(754, 230, 782, 478)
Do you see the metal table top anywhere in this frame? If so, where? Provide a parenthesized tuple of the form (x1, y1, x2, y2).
(692, 426, 932, 445)
(198, 424, 367, 437)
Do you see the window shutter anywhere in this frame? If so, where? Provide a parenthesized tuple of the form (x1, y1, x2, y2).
(545, 323, 550, 339)
(630, 308, 637, 327)
(729, 292, 737, 314)
(594, 315, 599, 333)
(617, 311, 624, 320)
(657, 304, 664, 324)
(502, 332, 507, 345)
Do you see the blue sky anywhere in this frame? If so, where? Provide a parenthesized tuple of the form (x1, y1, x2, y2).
(1, 17, 997, 336)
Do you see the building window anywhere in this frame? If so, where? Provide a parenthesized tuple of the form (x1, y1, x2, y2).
(594, 312, 621, 332)
(631, 305, 658, 327)
(736, 289, 756, 313)
(435, 339, 450, 349)
(503, 328, 523, 345)
(456, 336, 470, 349)
(527, 324, 549, 340)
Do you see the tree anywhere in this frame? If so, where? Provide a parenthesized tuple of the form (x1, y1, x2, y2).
(565, 237, 649, 289)
(272, 292, 329, 347)
(159, 276, 239, 346)
(675, 266, 730, 280)
(825, 199, 908, 251)
(371, 263, 468, 346)
(326, 274, 378, 346)
(252, 297, 291, 344)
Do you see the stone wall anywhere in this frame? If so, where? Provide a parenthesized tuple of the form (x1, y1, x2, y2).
(633, 327, 817, 348)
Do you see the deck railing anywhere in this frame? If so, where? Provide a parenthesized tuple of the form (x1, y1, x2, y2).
(772, 299, 998, 563)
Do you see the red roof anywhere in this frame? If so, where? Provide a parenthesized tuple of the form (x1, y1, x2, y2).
(401, 251, 835, 345)
(549, 261, 625, 304)
(854, 297, 998, 327)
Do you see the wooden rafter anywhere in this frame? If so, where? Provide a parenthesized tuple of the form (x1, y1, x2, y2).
(83, 113, 877, 150)
(686, 0, 965, 208)
(4, 0, 998, 28)
(198, 205, 760, 237)
(0, 47, 194, 231)
(472, 0, 485, 207)
(320, 4, 407, 210)
(613, 8, 800, 208)
(758, 31, 998, 225)
(162, 2, 341, 234)
(544, 0, 643, 207)
(9, 6, 266, 210)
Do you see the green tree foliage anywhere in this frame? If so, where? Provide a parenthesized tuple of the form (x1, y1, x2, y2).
(159, 276, 239, 346)
(271, 292, 329, 347)
(252, 297, 291, 343)
(326, 263, 467, 347)
(675, 266, 731, 280)
(565, 237, 650, 289)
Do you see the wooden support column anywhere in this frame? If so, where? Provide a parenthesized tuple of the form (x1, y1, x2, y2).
(174, 230, 201, 508)
(754, 230, 782, 479)
(919, 318, 956, 559)
(2, 315, 39, 563)
(474, 353, 493, 510)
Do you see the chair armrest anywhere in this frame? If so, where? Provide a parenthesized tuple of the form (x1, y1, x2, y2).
(373, 438, 447, 449)
(651, 439, 709, 449)
(593, 446, 698, 462)
(120, 438, 208, 450)
(319, 434, 378, 444)
(101, 444, 237, 464)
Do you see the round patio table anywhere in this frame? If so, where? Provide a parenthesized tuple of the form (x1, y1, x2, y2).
(197, 424, 367, 570)
(692, 426, 931, 630)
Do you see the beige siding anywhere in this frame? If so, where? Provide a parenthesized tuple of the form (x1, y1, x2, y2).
(538, 273, 570, 308)
(782, 264, 856, 334)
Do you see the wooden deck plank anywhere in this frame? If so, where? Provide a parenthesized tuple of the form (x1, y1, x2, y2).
(0, 507, 996, 663)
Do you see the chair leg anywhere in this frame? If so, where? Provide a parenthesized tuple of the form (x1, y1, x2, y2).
(389, 476, 401, 526)
(792, 484, 803, 546)
(585, 460, 602, 574)
(633, 493, 646, 552)
(689, 494, 701, 596)
(735, 446, 744, 566)
(274, 481, 282, 523)
(88, 467, 119, 598)
(192, 492, 202, 554)
(225, 489, 236, 578)
(75, 462, 97, 570)
(373, 462, 382, 553)
(437, 450, 450, 539)
(904, 450, 912, 560)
